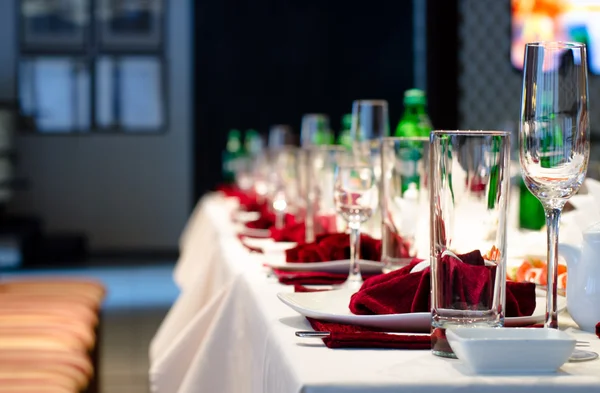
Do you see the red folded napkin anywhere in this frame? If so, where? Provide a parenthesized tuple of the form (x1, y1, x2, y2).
(285, 233, 381, 263)
(270, 222, 306, 243)
(272, 269, 382, 285)
(596, 322, 599, 339)
(270, 215, 341, 243)
(306, 318, 431, 349)
(349, 251, 537, 318)
(246, 211, 296, 230)
(217, 184, 264, 212)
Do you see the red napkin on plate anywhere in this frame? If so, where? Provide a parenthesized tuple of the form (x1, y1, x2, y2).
(270, 215, 341, 243)
(306, 318, 430, 349)
(270, 222, 306, 243)
(246, 211, 296, 230)
(294, 286, 429, 349)
(285, 233, 381, 263)
(217, 185, 264, 212)
(349, 251, 537, 318)
(272, 269, 382, 285)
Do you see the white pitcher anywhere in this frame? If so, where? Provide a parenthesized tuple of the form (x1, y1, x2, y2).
(558, 222, 600, 333)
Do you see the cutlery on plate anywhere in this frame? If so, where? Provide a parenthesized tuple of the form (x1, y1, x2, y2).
(295, 331, 430, 338)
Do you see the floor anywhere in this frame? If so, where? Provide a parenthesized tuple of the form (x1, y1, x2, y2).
(3, 262, 180, 393)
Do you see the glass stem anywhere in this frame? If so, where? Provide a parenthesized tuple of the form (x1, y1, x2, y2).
(275, 210, 284, 230)
(347, 222, 363, 287)
(544, 206, 562, 329)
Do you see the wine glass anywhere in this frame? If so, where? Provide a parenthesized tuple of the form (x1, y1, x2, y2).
(520, 42, 590, 330)
(333, 164, 379, 290)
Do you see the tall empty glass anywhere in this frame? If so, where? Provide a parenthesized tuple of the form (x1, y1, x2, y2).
(430, 130, 511, 358)
(269, 147, 301, 228)
(350, 100, 389, 239)
(300, 114, 330, 147)
(520, 42, 590, 330)
(268, 124, 297, 148)
(350, 100, 389, 165)
(381, 137, 429, 273)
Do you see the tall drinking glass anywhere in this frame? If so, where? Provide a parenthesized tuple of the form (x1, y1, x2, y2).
(301, 114, 330, 147)
(268, 124, 297, 148)
(350, 100, 389, 165)
(381, 137, 429, 273)
(269, 147, 301, 229)
(350, 100, 389, 239)
(520, 42, 590, 329)
(430, 130, 511, 358)
(334, 164, 379, 289)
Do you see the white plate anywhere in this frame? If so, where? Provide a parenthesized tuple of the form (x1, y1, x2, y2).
(277, 288, 566, 332)
(266, 256, 384, 274)
(242, 237, 297, 253)
(447, 327, 575, 374)
(232, 211, 260, 223)
(238, 227, 271, 238)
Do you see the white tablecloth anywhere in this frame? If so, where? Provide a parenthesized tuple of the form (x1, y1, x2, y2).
(149, 193, 600, 393)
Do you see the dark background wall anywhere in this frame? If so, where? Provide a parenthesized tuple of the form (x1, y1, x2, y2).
(193, 0, 421, 199)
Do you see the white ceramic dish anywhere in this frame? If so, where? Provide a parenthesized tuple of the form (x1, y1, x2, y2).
(277, 288, 566, 332)
(241, 237, 297, 253)
(265, 256, 384, 274)
(446, 327, 575, 374)
(239, 227, 271, 238)
(232, 211, 260, 223)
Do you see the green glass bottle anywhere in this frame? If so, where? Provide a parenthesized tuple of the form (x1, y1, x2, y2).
(395, 89, 432, 194)
(337, 114, 353, 149)
(519, 179, 545, 230)
(223, 129, 242, 183)
(394, 89, 432, 138)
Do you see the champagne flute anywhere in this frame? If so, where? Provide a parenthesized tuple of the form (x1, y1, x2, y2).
(333, 164, 379, 290)
(519, 42, 590, 330)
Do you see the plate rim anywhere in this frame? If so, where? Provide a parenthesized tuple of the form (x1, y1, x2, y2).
(277, 288, 566, 329)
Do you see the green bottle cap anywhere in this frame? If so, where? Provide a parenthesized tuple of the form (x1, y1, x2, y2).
(404, 89, 427, 106)
(341, 114, 353, 130)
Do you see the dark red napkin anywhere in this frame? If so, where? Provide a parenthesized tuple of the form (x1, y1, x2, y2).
(270, 222, 306, 243)
(285, 233, 381, 263)
(246, 211, 296, 230)
(272, 269, 382, 285)
(596, 322, 599, 339)
(217, 184, 263, 212)
(306, 318, 430, 349)
(349, 251, 537, 318)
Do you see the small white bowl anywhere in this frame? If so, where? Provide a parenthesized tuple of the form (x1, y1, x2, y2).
(446, 327, 575, 374)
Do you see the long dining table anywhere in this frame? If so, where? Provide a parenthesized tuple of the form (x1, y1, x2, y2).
(149, 192, 600, 393)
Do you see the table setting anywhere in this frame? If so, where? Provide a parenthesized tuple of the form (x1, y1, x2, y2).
(149, 40, 600, 393)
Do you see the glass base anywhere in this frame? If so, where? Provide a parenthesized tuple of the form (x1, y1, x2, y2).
(335, 275, 363, 291)
(431, 317, 503, 358)
(569, 349, 599, 362)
